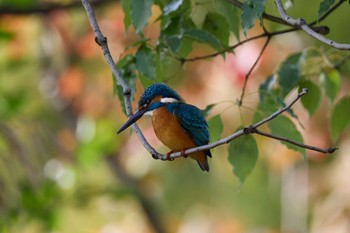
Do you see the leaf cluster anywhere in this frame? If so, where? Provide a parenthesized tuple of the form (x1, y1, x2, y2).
(115, 0, 350, 184)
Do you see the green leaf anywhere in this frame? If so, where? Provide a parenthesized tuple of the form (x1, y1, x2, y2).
(241, 0, 267, 35)
(214, 0, 240, 40)
(208, 114, 223, 142)
(159, 14, 194, 54)
(177, 36, 193, 57)
(330, 96, 350, 141)
(165, 35, 182, 54)
(139, 73, 154, 89)
(259, 74, 278, 101)
(268, 115, 305, 157)
(203, 12, 230, 47)
(163, 0, 183, 15)
(183, 28, 223, 51)
(298, 80, 321, 116)
(154, 48, 181, 82)
(322, 69, 341, 102)
(278, 53, 302, 97)
(135, 44, 155, 79)
(201, 104, 216, 117)
(0, 29, 14, 41)
(228, 133, 258, 185)
(121, 0, 131, 31)
(130, 0, 153, 34)
(318, 0, 336, 21)
(253, 96, 279, 123)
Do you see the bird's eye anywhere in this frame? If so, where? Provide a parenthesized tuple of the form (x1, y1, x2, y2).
(140, 100, 150, 110)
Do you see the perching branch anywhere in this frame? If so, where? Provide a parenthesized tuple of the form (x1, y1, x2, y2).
(81, 0, 337, 163)
(274, 0, 350, 50)
(81, 0, 162, 159)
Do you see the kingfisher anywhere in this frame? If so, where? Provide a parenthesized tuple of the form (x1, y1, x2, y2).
(117, 83, 211, 172)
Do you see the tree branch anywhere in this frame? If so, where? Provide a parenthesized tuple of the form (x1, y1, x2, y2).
(274, 0, 350, 50)
(80, 0, 162, 159)
(253, 129, 338, 154)
(238, 37, 270, 106)
(178, 28, 292, 62)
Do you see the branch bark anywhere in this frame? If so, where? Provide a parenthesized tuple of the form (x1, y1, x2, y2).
(81, 0, 162, 159)
(274, 0, 350, 50)
(238, 37, 271, 106)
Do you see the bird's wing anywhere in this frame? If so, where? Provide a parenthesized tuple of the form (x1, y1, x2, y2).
(172, 103, 210, 147)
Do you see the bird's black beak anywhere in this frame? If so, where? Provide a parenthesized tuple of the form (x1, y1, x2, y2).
(117, 107, 148, 134)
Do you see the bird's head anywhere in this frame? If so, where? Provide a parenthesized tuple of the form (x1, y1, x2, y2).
(117, 83, 182, 133)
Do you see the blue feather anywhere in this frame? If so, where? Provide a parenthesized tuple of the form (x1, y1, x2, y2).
(166, 103, 211, 156)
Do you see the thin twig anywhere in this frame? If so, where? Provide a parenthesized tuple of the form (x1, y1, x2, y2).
(274, 0, 350, 50)
(238, 37, 271, 106)
(180, 27, 295, 62)
(254, 129, 338, 154)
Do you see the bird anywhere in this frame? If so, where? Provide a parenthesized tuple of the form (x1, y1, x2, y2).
(117, 83, 212, 172)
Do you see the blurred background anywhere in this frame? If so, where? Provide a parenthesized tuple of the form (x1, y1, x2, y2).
(1, 0, 350, 232)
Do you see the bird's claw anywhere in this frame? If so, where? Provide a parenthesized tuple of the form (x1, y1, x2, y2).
(166, 151, 174, 161)
(181, 149, 188, 158)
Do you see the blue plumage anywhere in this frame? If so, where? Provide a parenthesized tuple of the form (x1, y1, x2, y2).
(139, 83, 182, 108)
(167, 103, 210, 152)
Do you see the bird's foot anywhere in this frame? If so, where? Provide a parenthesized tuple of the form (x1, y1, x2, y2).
(181, 149, 188, 158)
(166, 151, 175, 161)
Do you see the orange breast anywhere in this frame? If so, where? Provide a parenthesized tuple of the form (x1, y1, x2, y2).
(152, 107, 195, 151)
(152, 107, 208, 168)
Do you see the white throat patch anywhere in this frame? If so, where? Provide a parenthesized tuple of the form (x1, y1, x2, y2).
(144, 110, 154, 116)
(160, 97, 179, 103)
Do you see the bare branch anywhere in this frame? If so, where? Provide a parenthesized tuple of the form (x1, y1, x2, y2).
(179, 26, 329, 63)
(274, 0, 350, 50)
(238, 37, 270, 106)
(254, 129, 338, 154)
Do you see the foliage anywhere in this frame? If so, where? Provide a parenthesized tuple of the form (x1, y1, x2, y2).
(117, 0, 350, 184)
(1, 0, 350, 232)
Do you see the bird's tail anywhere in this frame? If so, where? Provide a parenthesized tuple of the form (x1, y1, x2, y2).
(192, 150, 211, 172)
